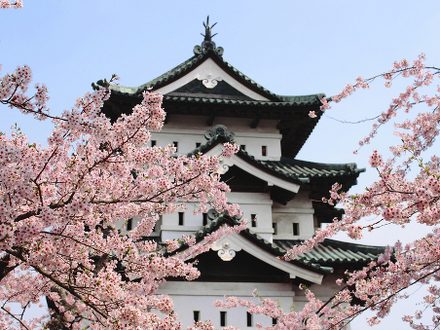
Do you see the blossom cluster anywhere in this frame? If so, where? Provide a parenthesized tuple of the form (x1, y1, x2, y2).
(0, 66, 242, 329)
(221, 142, 239, 158)
(0, 0, 22, 8)
(278, 56, 440, 328)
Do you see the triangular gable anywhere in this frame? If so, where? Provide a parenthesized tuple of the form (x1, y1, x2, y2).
(168, 212, 384, 283)
(205, 144, 301, 194)
(209, 234, 324, 284)
(166, 213, 328, 282)
(154, 58, 271, 101)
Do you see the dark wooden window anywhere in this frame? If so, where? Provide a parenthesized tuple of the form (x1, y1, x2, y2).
(293, 223, 300, 236)
(151, 140, 156, 147)
(272, 317, 277, 325)
(247, 312, 253, 327)
(272, 222, 277, 235)
(251, 214, 257, 227)
(203, 213, 208, 226)
(220, 311, 227, 327)
(178, 212, 184, 226)
(261, 145, 267, 156)
(173, 141, 178, 151)
(193, 311, 200, 322)
(126, 218, 133, 231)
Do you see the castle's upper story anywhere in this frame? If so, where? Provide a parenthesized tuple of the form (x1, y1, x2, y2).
(102, 18, 363, 242)
(100, 17, 326, 160)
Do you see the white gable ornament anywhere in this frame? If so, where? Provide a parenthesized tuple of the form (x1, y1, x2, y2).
(211, 238, 242, 261)
(197, 73, 223, 89)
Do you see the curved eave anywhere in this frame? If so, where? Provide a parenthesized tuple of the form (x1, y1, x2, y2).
(105, 88, 323, 118)
(234, 151, 304, 186)
(207, 51, 282, 101)
(261, 158, 363, 181)
(232, 152, 364, 188)
(165, 212, 385, 276)
(189, 135, 363, 188)
(163, 95, 322, 107)
(238, 230, 332, 275)
(106, 48, 325, 106)
(127, 55, 204, 94)
(109, 83, 323, 108)
(274, 239, 386, 267)
(167, 214, 331, 276)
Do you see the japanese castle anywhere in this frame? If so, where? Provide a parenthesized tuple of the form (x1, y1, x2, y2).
(101, 18, 384, 329)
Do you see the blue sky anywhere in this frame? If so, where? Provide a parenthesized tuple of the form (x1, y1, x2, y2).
(1, 1, 440, 328)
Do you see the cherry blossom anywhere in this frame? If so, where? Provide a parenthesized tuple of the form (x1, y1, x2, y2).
(218, 56, 440, 329)
(221, 142, 239, 158)
(0, 65, 242, 329)
(0, 0, 22, 8)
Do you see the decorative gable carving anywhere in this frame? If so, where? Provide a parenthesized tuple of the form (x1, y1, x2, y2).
(197, 72, 223, 89)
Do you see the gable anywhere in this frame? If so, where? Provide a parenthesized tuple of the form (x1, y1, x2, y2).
(207, 234, 323, 284)
(170, 79, 253, 100)
(205, 144, 301, 194)
(220, 165, 268, 192)
(154, 58, 270, 101)
(192, 249, 290, 283)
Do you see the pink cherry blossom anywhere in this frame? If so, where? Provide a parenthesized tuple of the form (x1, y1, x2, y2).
(221, 142, 239, 157)
(219, 56, 440, 329)
(0, 65, 243, 329)
(0, 0, 22, 8)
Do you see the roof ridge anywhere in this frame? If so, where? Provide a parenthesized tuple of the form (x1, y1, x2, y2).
(278, 94, 325, 102)
(322, 238, 387, 253)
(107, 47, 326, 104)
(136, 55, 203, 93)
(276, 157, 363, 172)
(272, 238, 385, 265)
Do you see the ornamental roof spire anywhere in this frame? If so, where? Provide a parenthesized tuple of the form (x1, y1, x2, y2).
(194, 16, 224, 56)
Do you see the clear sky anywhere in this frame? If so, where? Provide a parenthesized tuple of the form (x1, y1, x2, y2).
(1, 1, 440, 328)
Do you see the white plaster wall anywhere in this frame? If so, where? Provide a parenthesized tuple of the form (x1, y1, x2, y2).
(156, 279, 346, 330)
(272, 190, 315, 240)
(116, 217, 137, 235)
(234, 135, 280, 160)
(151, 115, 282, 160)
(158, 281, 294, 329)
(160, 194, 275, 242)
(227, 192, 274, 242)
(161, 203, 206, 241)
(158, 189, 318, 242)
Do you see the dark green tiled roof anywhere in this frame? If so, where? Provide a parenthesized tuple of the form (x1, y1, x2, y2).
(236, 153, 362, 185)
(111, 56, 202, 96)
(260, 158, 363, 181)
(162, 94, 322, 106)
(167, 212, 385, 274)
(166, 213, 331, 273)
(274, 239, 385, 266)
(108, 49, 324, 107)
(109, 51, 282, 101)
(189, 132, 363, 185)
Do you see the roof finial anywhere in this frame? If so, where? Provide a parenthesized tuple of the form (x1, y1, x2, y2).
(194, 16, 224, 56)
(202, 16, 217, 42)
